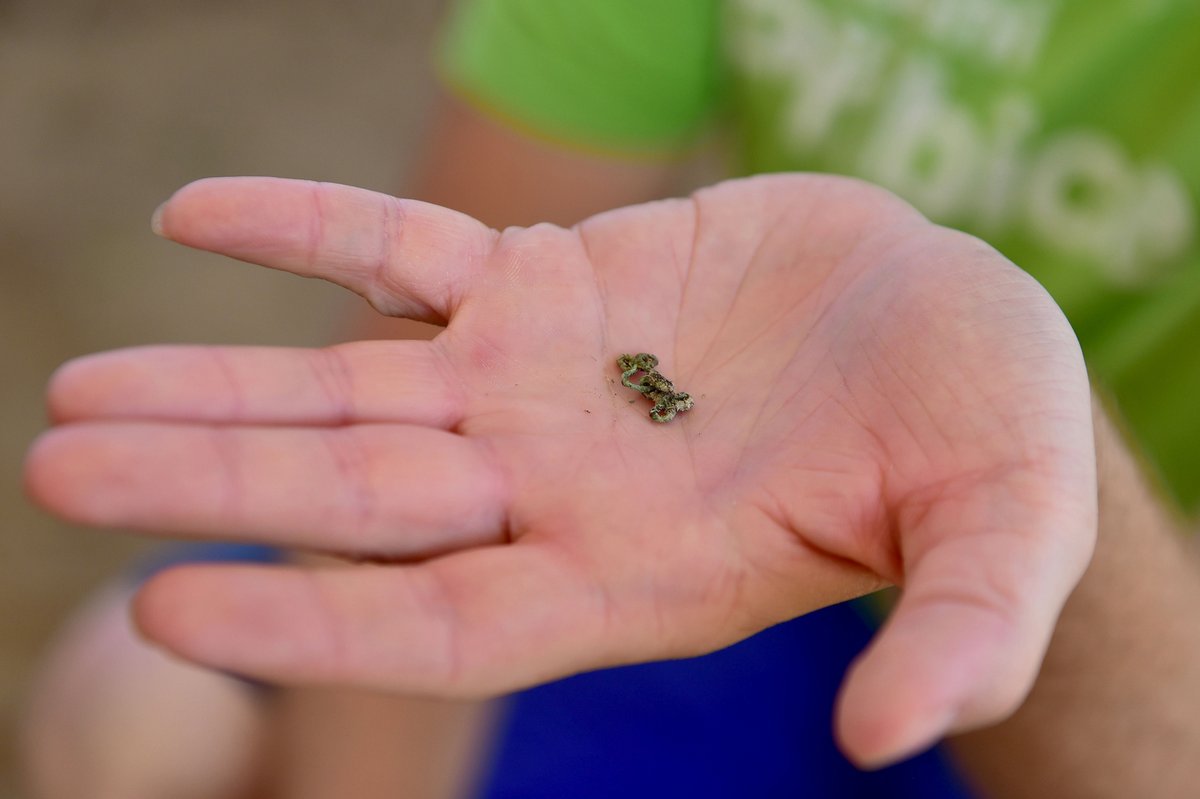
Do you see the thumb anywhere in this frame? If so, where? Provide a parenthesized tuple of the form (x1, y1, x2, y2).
(834, 467, 1097, 768)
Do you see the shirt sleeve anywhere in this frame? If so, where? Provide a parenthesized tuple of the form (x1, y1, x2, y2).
(438, 0, 722, 154)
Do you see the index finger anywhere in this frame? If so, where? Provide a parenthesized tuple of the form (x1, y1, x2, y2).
(153, 177, 498, 324)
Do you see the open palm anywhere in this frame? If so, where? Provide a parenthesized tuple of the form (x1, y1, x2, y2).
(27, 174, 1096, 766)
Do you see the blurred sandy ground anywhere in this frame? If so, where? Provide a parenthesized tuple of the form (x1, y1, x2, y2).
(0, 1, 443, 792)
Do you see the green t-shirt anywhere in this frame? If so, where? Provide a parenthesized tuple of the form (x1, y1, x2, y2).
(441, 0, 1200, 511)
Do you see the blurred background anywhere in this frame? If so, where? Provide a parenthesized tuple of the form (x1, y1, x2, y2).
(1, 1, 444, 792)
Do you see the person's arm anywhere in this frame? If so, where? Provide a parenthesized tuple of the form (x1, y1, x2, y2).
(331, 91, 1200, 799)
(950, 394, 1200, 797)
(412, 90, 685, 229)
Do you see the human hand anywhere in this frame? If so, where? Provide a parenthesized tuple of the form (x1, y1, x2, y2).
(26, 174, 1096, 767)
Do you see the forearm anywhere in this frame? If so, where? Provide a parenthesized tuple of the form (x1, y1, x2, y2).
(951, 394, 1200, 797)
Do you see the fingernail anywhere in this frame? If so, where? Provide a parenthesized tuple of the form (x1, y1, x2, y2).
(217, 669, 278, 696)
(150, 203, 166, 237)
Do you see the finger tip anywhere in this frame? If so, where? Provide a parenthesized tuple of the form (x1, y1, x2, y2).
(152, 176, 306, 254)
(24, 424, 158, 532)
(831, 607, 1041, 770)
(150, 179, 219, 241)
(44, 351, 128, 423)
(832, 637, 973, 769)
(22, 435, 60, 517)
(132, 565, 250, 668)
(132, 566, 192, 636)
(23, 427, 106, 524)
(834, 683, 954, 770)
(45, 357, 90, 423)
(150, 177, 238, 244)
(133, 564, 328, 683)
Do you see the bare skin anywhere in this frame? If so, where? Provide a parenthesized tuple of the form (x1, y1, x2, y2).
(948, 396, 1200, 798)
(374, 96, 1200, 796)
(22, 93, 1200, 799)
(250, 94, 688, 799)
(25, 169, 1097, 770)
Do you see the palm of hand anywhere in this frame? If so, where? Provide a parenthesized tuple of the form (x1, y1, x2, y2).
(27, 174, 1096, 765)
